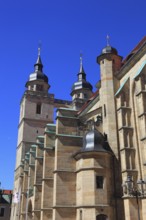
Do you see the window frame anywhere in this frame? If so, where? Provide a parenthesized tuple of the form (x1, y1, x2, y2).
(36, 103, 42, 114)
(96, 176, 104, 189)
(0, 207, 5, 217)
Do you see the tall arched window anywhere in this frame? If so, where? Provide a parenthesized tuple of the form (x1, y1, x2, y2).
(96, 214, 108, 220)
(28, 199, 33, 219)
(36, 103, 41, 114)
(28, 200, 32, 213)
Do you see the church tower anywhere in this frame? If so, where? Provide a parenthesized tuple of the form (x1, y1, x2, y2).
(12, 49, 54, 219)
(97, 38, 125, 220)
(97, 37, 122, 157)
(71, 55, 93, 109)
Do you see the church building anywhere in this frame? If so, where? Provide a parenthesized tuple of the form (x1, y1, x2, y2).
(11, 36, 146, 220)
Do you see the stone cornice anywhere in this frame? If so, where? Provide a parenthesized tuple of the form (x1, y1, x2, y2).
(18, 117, 53, 129)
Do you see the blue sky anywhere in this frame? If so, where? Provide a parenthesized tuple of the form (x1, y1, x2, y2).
(0, 0, 145, 189)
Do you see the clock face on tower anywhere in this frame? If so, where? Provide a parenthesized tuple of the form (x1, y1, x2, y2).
(36, 84, 43, 91)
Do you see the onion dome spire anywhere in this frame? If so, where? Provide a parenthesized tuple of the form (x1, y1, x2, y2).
(82, 120, 111, 152)
(79, 53, 85, 73)
(97, 35, 122, 64)
(71, 53, 93, 109)
(73, 120, 112, 162)
(34, 47, 43, 72)
(101, 35, 118, 55)
(77, 53, 86, 81)
(26, 46, 49, 86)
(71, 53, 93, 92)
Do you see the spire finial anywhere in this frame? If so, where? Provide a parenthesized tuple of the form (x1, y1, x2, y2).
(38, 40, 42, 56)
(80, 51, 83, 64)
(35, 41, 43, 70)
(79, 51, 84, 73)
(106, 34, 110, 46)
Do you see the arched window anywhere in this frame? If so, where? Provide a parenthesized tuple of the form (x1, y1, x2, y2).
(27, 199, 33, 219)
(28, 199, 32, 213)
(96, 214, 108, 220)
(36, 103, 41, 114)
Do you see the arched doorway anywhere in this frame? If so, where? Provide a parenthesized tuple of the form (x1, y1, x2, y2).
(96, 214, 108, 220)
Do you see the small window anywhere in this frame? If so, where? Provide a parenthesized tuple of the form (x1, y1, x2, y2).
(36, 103, 41, 114)
(96, 176, 104, 189)
(104, 104, 106, 117)
(30, 85, 34, 90)
(80, 210, 82, 220)
(36, 84, 43, 91)
(84, 94, 87, 98)
(0, 207, 5, 217)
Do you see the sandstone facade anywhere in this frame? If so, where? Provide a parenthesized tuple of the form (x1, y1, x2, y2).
(11, 37, 146, 220)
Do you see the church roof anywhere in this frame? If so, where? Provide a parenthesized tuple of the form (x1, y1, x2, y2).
(77, 90, 99, 115)
(101, 45, 118, 55)
(122, 36, 146, 64)
(117, 36, 146, 79)
(82, 129, 107, 152)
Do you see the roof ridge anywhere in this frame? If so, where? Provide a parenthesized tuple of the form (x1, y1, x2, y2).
(77, 90, 99, 115)
(122, 36, 146, 63)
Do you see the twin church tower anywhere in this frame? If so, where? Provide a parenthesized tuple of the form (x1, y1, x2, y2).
(11, 37, 146, 220)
